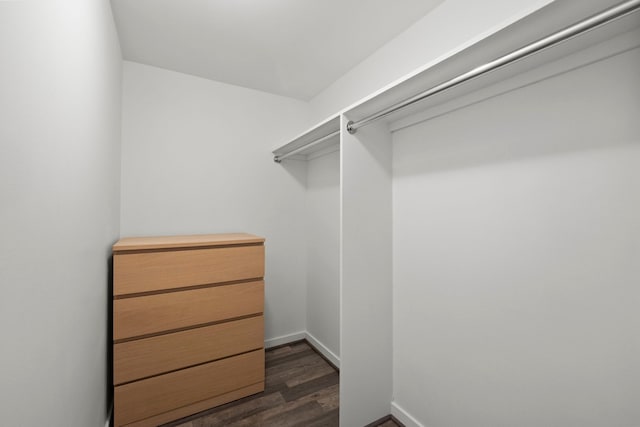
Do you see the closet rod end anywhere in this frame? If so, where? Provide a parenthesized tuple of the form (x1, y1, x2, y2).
(346, 121, 357, 134)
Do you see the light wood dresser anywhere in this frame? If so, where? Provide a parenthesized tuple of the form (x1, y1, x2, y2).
(112, 233, 265, 427)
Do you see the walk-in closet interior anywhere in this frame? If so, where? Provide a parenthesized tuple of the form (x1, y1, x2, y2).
(2, 0, 639, 426)
(274, 1, 640, 425)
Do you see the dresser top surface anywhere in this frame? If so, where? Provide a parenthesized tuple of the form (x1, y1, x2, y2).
(113, 233, 265, 252)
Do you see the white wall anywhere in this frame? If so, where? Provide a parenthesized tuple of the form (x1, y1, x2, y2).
(305, 151, 340, 359)
(309, 0, 553, 121)
(0, 1, 122, 426)
(120, 61, 312, 343)
(392, 48, 640, 427)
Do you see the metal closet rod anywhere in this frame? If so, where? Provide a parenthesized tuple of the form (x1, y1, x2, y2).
(346, 0, 640, 134)
(274, 130, 340, 163)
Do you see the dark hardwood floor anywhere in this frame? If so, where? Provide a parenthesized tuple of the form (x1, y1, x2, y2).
(162, 340, 401, 427)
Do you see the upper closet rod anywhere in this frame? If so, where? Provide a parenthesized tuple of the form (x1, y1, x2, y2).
(274, 130, 340, 163)
(346, 0, 640, 134)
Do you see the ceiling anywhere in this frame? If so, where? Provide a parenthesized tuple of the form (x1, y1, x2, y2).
(110, 0, 445, 100)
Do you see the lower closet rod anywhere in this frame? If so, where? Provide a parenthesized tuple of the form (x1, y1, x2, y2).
(274, 130, 340, 163)
(346, 0, 640, 134)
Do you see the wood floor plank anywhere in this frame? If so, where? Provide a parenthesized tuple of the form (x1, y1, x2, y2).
(220, 398, 309, 427)
(261, 401, 325, 427)
(280, 371, 339, 402)
(266, 356, 330, 388)
(299, 408, 339, 427)
(315, 385, 339, 411)
(285, 363, 336, 388)
(188, 392, 285, 427)
(265, 341, 308, 360)
(266, 348, 316, 370)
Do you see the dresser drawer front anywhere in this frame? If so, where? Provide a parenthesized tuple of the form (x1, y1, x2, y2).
(114, 349, 264, 426)
(114, 281, 264, 341)
(114, 244, 264, 296)
(114, 316, 264, 385)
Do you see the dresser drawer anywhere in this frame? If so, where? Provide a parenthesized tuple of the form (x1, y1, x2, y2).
(114, 316, 264, 385)
(114, 349, 264, 426)
(114, 244, 264, 296)
(114, 281, 264, 341)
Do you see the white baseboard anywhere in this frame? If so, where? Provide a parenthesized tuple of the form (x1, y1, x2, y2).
(304, 331, 340, 369)
(264, 330, 341, 369)
(391, 401, 425, 427)
(264, 331, 306, 348)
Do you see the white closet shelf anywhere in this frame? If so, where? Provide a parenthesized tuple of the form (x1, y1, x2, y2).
(344, 0, 640, 133)
(272, 0, 640, 160)
(272, 115, 340, 163)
